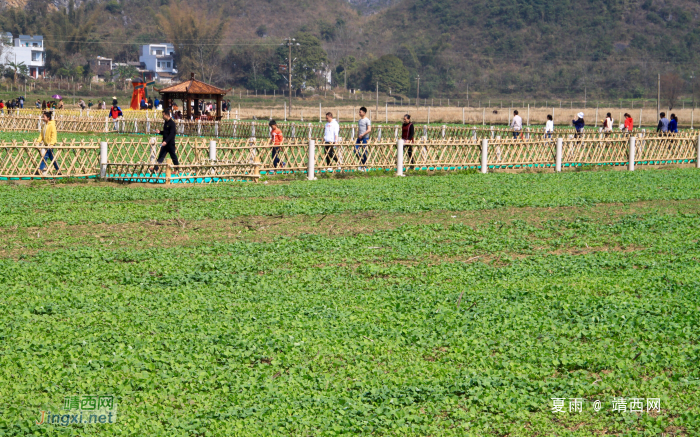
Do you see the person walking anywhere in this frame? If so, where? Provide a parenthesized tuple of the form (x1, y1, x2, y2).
(545, 114, 554, 139)
(35, 111, 60, 175)
(603, 112, 613, 137)
(269, 120, 284, 168)
(656, 112, 669, 134)
(154, 110, 179, 172)
(401, 114, 415, 168)
(511, 110, 522, 139)
(0, 100, 4, 115)
(41, 100, 47, 110)
(356, 106, 371, 171)
(19, 96, 24, 109)
(572, 112, 585, 135)
(604, 113, 613, 131)
(109, 104, 123, 131)
(668, 113, 678, 133)
(323, 112, 339, 169)
(35, 99, 41, 108)
(623, 113, 633, 132)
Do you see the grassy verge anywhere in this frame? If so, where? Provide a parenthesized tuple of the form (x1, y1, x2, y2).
(0, 171, 699, 436)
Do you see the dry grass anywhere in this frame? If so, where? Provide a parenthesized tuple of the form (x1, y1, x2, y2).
(233, 104, 700, 128)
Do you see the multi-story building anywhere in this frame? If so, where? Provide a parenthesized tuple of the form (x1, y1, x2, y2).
(88, 56, 112, 82)
(138, 43, 177, 83)
(1, 33, 46, 78)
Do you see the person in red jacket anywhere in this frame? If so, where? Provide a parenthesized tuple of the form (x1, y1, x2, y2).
(269, 120, 284, 168)
(401, 114, 415, 169)
(110, 104, 123, 131)
(623, 113, 633, 132)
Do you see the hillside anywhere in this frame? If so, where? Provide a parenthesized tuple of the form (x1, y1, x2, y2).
(0, 0, 699, 100)
(364, 0, 700, 99)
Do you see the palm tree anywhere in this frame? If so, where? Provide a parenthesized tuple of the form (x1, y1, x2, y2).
(7, 61, 26, 84)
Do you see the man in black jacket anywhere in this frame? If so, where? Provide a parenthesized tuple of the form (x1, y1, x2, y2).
(154, 110, 179, 172)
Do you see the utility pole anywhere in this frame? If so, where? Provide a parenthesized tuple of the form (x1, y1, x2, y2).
(376, 81, 379, 117)
(283, 37, 299, 113)
(692, 72, 695, 109)
(657, 73, 661, 121)
(416, 75, 420, 108)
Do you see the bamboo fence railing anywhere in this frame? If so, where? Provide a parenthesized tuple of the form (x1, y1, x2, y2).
(0, 112, 656, 141)
(0, 133, 697, 184)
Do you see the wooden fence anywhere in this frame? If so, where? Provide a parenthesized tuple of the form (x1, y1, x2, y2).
(0, 134, 697, 184)
(0, 113, 651, 141)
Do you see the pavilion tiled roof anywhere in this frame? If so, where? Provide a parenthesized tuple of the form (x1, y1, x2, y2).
(156, 74, 227, 95)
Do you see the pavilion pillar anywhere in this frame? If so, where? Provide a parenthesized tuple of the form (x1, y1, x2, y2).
(216, 95, 221, 120)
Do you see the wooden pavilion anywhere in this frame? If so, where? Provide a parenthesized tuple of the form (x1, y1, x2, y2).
(155, 73, 229, 120)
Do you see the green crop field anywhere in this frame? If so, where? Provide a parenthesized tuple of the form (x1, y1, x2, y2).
(1, 169, 700, 436)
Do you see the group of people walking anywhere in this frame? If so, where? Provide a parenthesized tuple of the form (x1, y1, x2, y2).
(507, 110, 681, 138)
(32, 101, 690, 177)
(32, 109, 179, 176)
(267, 106, 380, 171)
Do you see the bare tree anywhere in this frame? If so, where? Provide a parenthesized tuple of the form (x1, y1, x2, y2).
(661, 72, 685, 110)
(158, 2, 226, 84)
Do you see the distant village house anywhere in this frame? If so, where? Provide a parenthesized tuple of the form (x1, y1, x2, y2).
(1, 32, 46, 78)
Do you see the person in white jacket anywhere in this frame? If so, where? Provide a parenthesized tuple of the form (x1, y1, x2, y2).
(603, 112, 614, 136)
(511, 110, 522, 139)
(545, 114, 554, 139)
(323, 112, 339, 168)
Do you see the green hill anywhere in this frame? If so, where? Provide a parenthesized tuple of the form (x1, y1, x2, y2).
(0, 0, 697, 101)
(363, 0, 700, 100)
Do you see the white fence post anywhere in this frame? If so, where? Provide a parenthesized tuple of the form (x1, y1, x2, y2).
(308, 139, 316, 180)
(209, 140, 217, 161)
(628, 136, 636, 171)
(251, 122, 256, 138)
(215, 121, 219, 137)
(490, 126, 494, 139)
(100, 141, 108, 179)
(481, 138, 488, 174)
(441, 125, 446, 139)
(396, 139, 404, 176)
(308, 122, 312, 139)
(378, 125, 382, 141)
(556, 138, 562, 172)
(462, 107, 465, 124)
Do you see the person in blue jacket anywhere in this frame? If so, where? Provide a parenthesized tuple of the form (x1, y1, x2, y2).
(668, 113, 678, 133)
(572, 112, 585, 136)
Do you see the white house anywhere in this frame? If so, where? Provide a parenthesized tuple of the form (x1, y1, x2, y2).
(1, 33, 46, 78)
(138, 43, 177, 82)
